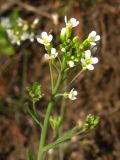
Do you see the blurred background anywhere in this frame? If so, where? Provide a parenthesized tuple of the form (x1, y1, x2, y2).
(0, 0, 120, 160)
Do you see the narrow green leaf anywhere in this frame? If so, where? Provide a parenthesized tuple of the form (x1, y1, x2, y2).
(43, 127, 83, 152)
(26, 104, 42, 129)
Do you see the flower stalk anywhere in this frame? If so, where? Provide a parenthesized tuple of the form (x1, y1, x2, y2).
(37, 58, 65, 160)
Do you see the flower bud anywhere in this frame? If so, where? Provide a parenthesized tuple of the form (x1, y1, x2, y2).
(60, 27, 66, 42)
(66, 26, 72, 39)
(61, 48, 66, 52)
(72, 36, 79, 44)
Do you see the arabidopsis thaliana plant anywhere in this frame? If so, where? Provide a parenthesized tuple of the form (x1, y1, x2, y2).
(68, 88, 78, 100)
(81, 50, 98, 70)
(37, 32, 53, 46)
(44, 48, 58, 60)
(68, 61, 75, 68)
(64, 16, 79, 28)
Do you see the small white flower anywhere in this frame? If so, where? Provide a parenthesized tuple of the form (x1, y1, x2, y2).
(64, 16, 79, 28)
(81, 50, 98, 71)
(68, 61, 75, 68)
(44, 48, 58, 60)
(88, 31, 100, 42)
(68, 88, 78, 100)
(37, 32, 53, 46)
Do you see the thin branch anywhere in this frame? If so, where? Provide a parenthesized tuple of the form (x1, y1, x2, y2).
(8, 0, 52, 19)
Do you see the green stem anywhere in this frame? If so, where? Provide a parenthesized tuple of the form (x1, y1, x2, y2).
(58, 75, 67, 160)
(37, 58, 65, 160)
(49, 62, 54, 92)
(32, 101, 38, 117)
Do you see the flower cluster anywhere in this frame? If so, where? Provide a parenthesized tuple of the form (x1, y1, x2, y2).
(1, 17, 39, 45)
(36, 16, 100, 69)
(59, 17, 100, 70)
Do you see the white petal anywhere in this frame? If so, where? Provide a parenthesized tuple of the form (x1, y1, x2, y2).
(70, 88, 74, 92)
(87, 64, 94, 70)
(48, 34, 53, 42)
(73, 91, 78, 96)
(91, 57, 99, 64)
(36, 37, 43, 44)
(51, 48, 56, 55)
(73, 21, 79, 27)
(90, 42, 96, 47)
(88, 30, 96, 38)
(64, 16, 67, 24)
(41, 32, 48, 38)
(94, 35, 100, 41)
(68, 61, 75, 68)
(70, 18, 76, 23)
(71, 97, 77, 100)
(69, 18, 79, 27)
(81, 58, 85, 64)
(85, 50, 91, 58)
